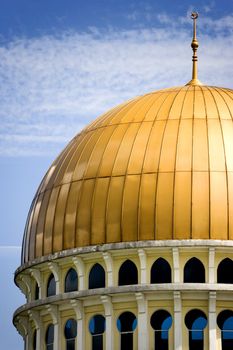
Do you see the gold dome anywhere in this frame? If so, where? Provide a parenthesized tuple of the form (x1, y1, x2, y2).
(22, 84, 233, 263)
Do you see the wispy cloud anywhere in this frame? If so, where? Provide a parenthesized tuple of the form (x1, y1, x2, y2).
(1, 13, 233, 156)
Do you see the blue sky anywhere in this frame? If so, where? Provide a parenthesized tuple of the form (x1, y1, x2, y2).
(1, 0, 233, 349)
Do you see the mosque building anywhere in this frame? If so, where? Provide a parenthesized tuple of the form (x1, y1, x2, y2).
(13, 13, 233, 350)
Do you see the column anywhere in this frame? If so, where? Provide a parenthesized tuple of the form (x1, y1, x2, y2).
(29, 268, 42, 298)
(72, 257, 85, 290)
(172, 248, 180, 283)
(209, 291, 217, 350)
(138, 249, 147, 284)
(174, 291, 182, 350)
(28, 310, 42, 350)
(135, 292, 148, 350)
(46, 305, 59, 350)
(103, 252, 114, 287)
(71, 300, 85, 350)
(16, 316, 28, 350)
(101, 295, 113, 349)
(209, 248, 215, 283)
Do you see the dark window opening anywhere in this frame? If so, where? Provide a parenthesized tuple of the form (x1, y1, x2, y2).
(65, 268, 78, 292)
(46, 324, 54, 350)
(117, 311, 137, 350)
(151, 258, 172, 284)
(64, 319, 77, 350)
(89, 314, 105, 350)
(150, 309, 172, 350)
(185, 309, 207, 350)
(217, 310, 233, 350)
(217, 259, 233, 284)
(47, 274, 56, 297)
(118, 260, 138, 286)
(89, 264, 105, 289)
(33, 330, 37, 350)
(35, 282, 39, 300)
(184, 258, 205, 283)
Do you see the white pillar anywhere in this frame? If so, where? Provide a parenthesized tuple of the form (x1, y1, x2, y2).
(138, 249, 147, 284)
(101, 296, 113, 349)
(103, 252, 114, 287)
(71, 300, 85, 350)
(174, 291, 182, 350)
(209, 291, 217, 350)
(29, 268, 42, 298)
(28, 310, 42, 350)
(136, 292, 148, 350)
(209, 248, 215, 283)
(72, 257, 85, 290)
(46, 305, 59, 350)
(16, 316, 29, 350)
(172, 248, 180, 283)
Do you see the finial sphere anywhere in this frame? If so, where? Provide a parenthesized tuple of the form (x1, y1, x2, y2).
(191, 12, 198, 19)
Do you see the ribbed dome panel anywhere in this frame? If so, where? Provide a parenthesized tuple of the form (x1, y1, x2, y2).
(22, 85, 233, 263)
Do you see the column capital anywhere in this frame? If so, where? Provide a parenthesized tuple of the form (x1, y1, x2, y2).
(46, 304, 58, 324)
(70, 299, 84, 320)
(101, 295, 113, 316)
(28, 309, 41, 329)
(48, 262, 59, 282)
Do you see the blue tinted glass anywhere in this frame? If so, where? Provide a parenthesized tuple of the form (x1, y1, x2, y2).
(162, 316, 172, 330)
(223, 317, 233, 330)
(192, 316, 207, 330)
(222, 330, 233, 340)
(191, 330, 203, 340)
(132, 318, 137, 331)
(161, 330, 169, 340)
(89, 315, 105, 335)
(65, 319, 77, 339)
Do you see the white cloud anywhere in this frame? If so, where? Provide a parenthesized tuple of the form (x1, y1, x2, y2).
(1, 14, 233, 156)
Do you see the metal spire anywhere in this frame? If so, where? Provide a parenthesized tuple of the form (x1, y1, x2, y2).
(186, 12, 202, 85)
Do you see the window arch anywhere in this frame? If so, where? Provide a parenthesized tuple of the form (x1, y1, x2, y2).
(184, 258, 205, 283)
(117, 311, 137, 350)
(151, 258, 171, 283)
(185, 309, 207, 350)
(33, 330, 37, 350)
(45, 324, 54, 350)
(89, 264, 105, 289)
(47, 274, 56, 297)
(118, 260, 138, 286)
(65, 268, 78, 292)
(89, 314, 105, 350)
(64, 319, 77, 350)
(150, 309, 172, 350)
(217, 310, 233, 350)
(217, 259, 233, 284)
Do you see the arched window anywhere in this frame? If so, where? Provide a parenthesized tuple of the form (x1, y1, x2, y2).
(47, 274, 56, 297)
(118, 260, 138, 286)
(151, 258, 171, 283)
(185, 309, 207, 350)
(64, 319, 77, 350)
(35, 282, 39, 300)
(217, 259, 233, 284)
(33, 330, 37, 350)
(45, 324, 54, 350)
(150, 310, 172, 350)
(65, 268, 78, 292)
(89, 314, 105, 350)
(217, 310, 233, 350)
(89, 264, 105, 289)
(117, 311, 137, 350)
(184, 258, 205, 283)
